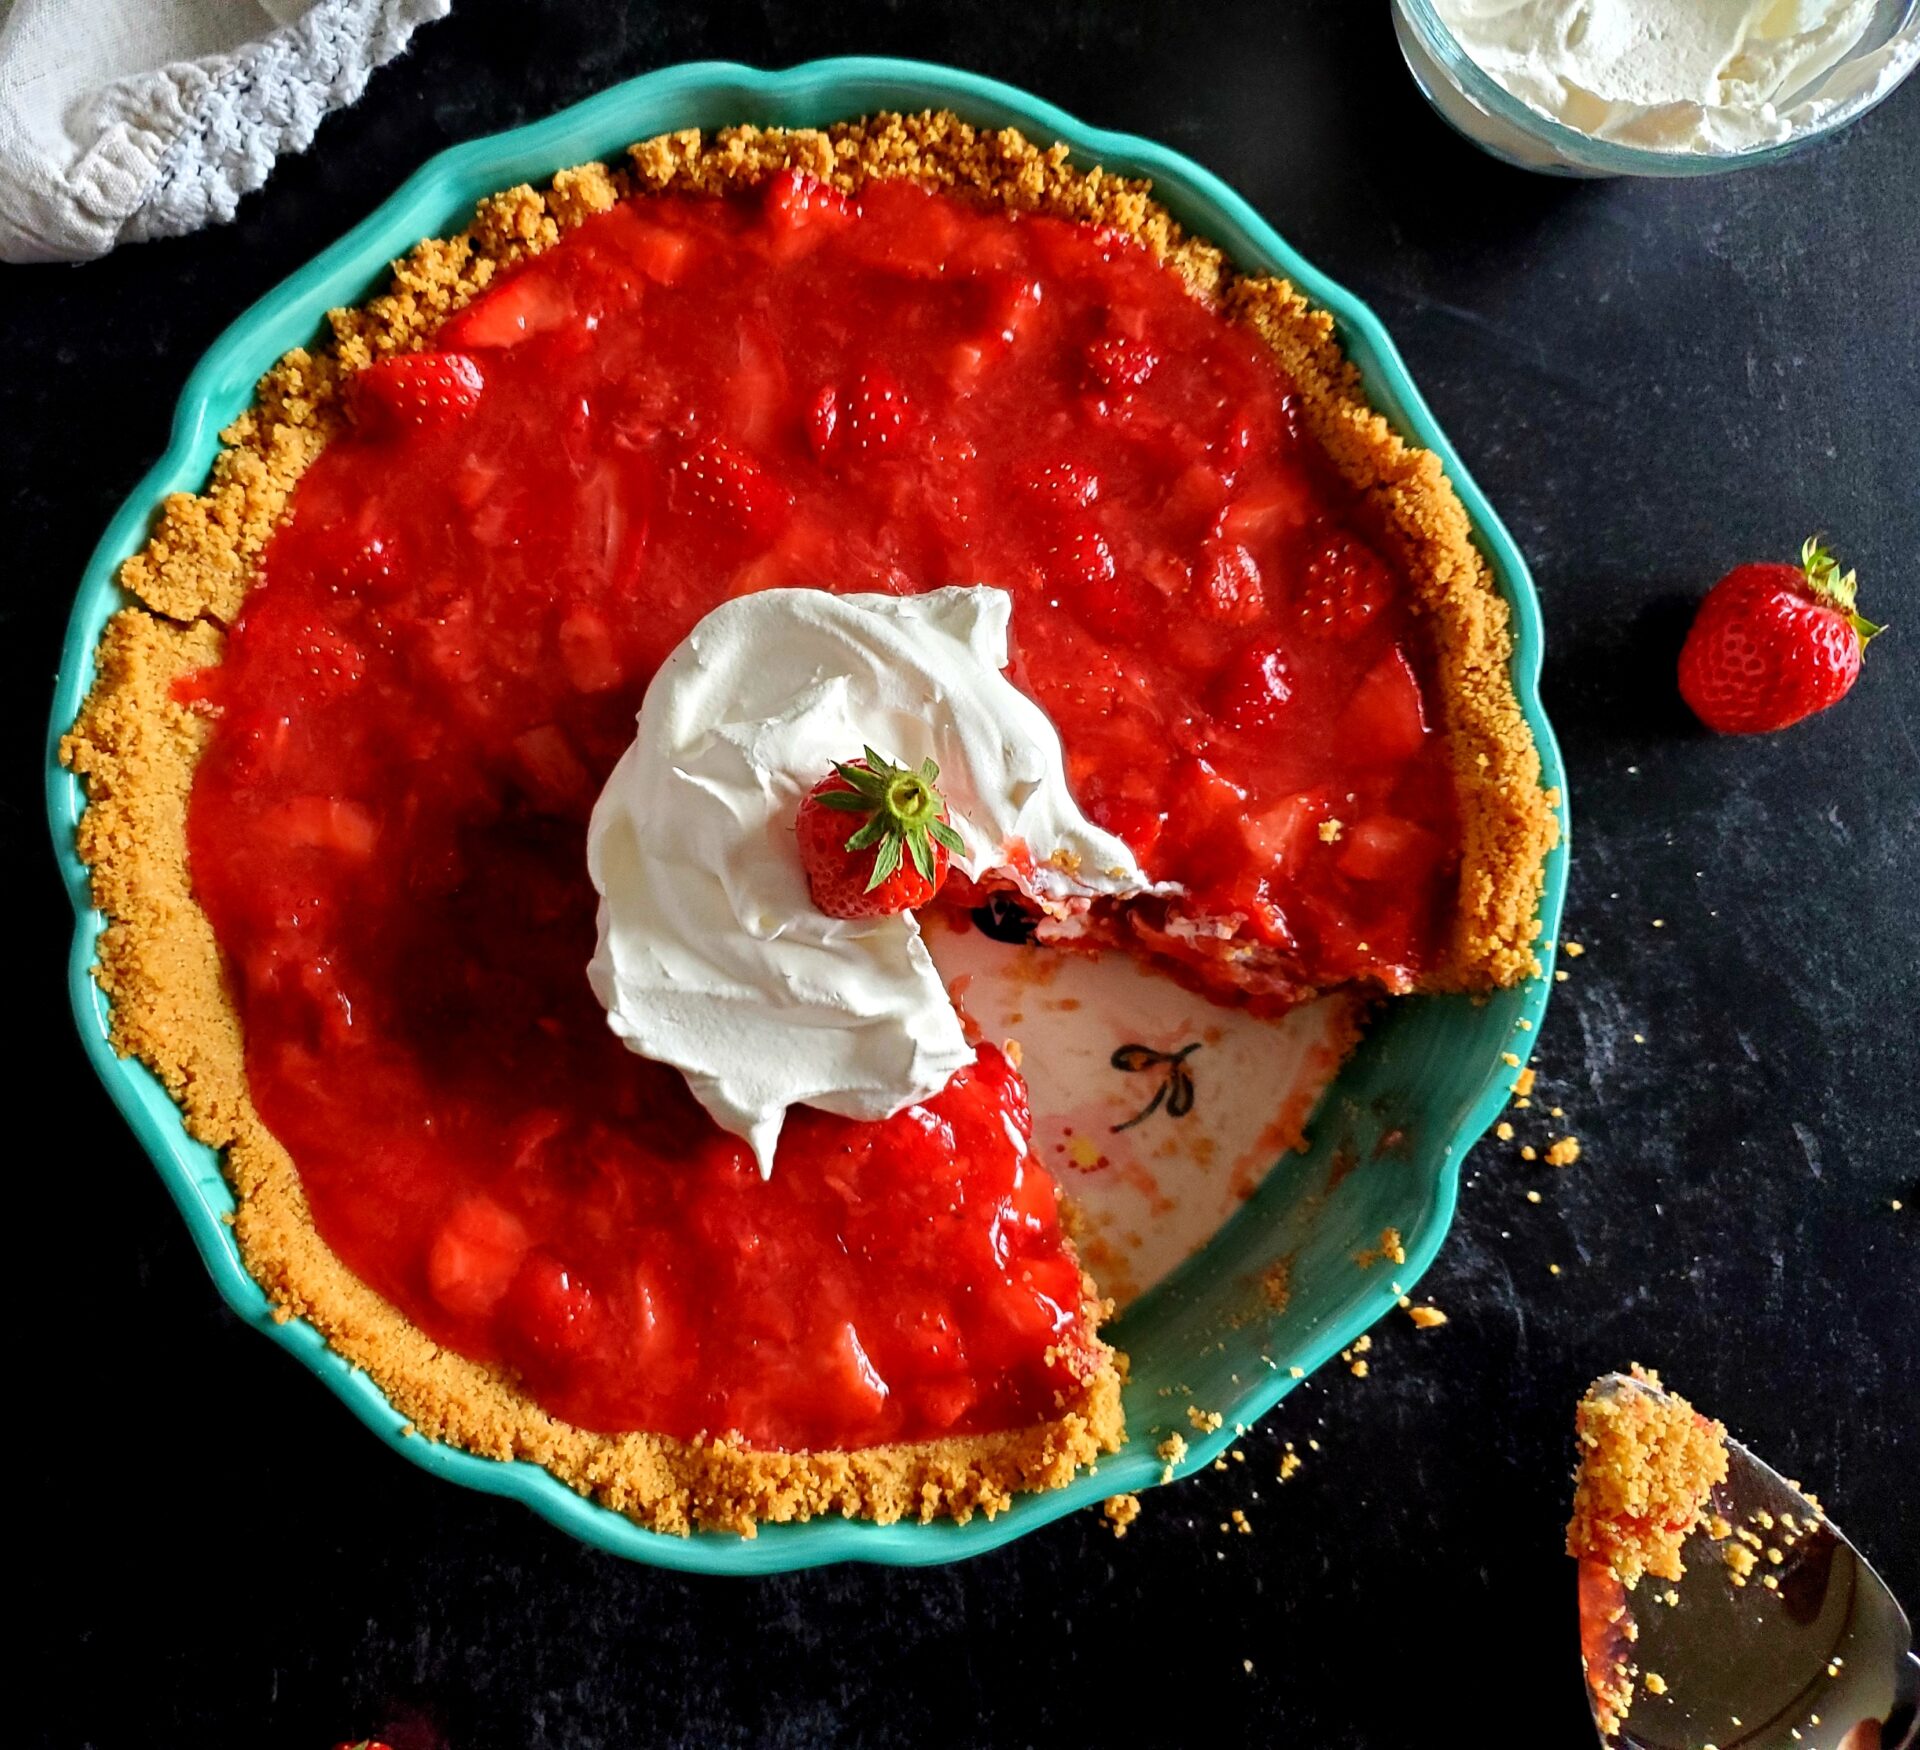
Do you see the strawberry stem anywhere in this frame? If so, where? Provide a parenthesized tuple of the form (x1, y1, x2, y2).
(1800, 534, 1884, 647)
(815, 748, 964, 891)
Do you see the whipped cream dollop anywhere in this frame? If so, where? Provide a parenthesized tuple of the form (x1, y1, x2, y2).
(587, 585, 1156, 1175)
(1433, 0, 1915, 152)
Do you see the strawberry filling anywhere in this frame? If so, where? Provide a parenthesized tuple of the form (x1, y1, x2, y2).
(183, 175, 1460, 1450)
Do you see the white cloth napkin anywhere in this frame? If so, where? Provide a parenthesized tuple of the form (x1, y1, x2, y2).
(0, 0, 449, 264)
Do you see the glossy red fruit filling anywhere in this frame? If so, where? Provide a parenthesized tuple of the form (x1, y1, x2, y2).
(184, 175, 1461, 1449)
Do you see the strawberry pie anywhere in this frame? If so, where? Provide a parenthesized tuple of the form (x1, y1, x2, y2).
(62, 114, 1557, 1534)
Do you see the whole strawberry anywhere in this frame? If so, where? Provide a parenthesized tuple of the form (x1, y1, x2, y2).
(797, 748, 965, 919)
(1679, 537, 1882, 734)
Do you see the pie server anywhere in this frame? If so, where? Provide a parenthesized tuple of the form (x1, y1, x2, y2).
(1577, 1373, 1918, 1750)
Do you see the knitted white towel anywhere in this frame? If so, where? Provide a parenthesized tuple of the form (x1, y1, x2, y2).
(0, 0, 450, 264)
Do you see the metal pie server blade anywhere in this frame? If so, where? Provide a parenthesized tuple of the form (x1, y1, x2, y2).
(1578, 1373, 1917, 1750)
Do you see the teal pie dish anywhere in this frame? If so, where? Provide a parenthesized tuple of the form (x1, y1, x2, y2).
(44, 57, 1570, 1575)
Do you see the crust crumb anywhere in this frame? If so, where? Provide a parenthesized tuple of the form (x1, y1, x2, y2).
(1102, 1492, 1142, 1537)
(1567, 1366, 1729, 1590)
(1354, 1226, 1407, 1269)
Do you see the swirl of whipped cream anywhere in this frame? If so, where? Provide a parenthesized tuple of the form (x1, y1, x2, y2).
(586, 585, 1156, 1175)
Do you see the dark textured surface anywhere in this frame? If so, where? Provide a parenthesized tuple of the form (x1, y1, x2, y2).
(10, 4, 1917, 1746)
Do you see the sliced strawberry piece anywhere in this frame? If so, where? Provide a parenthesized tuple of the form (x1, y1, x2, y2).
(349, 351, 485, 435)
(303, 518, 406, 598)
(1048, 519, 1142, 636)
(1001, 1156, 1060, 1239)
(1195, 539, 1265, 623)
(627, 1264, 680, 1369)
(1166, 461, 1232, 526)
(818, 1320, 892, 1424)
(1298, 527, 1393, 639)
(504, 1250, 597, 1363)
(763, 168, 857, 240)
(622, 223, 693, 285)
(556, 607, 624, 694)
(1177, 755, 1250, 826)
(442, 273, 575, 349)
(893, 1303, 967, 1371)
(1338, 814, 1441, 883)
(1085, 333, 1160, 391)
(427, 1197, 530, 1318)
(804, 385, 839, 457)
(1211, 643, 1293, 733)
(1018, 457, 1102, 509)
(1220, 475, 1314, 544)
(286, 622, 368, 697)
(914, 1376, 979, 1433)
(1047, 516, 1116, 592)
(255, 795, 379, 861)
(981, 273, 1045, 344)
(1241, 792, 1323, 872)
(511, 723, 592, 807)
(669, 441, 793, 542)
(1339, 646, 1431, 764)
(1092, 796, 1167, 861)
(840, 366, 920, 455)
(725, 322, 790, 447)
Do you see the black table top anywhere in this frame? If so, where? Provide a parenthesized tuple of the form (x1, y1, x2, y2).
(11, 4, 1917, 1746)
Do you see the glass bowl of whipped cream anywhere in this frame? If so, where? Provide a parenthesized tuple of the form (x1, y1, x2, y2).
(1393, 0, 1920, 175)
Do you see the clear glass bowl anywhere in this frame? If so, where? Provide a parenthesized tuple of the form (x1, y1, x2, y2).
(1393, 0, 1920, 177)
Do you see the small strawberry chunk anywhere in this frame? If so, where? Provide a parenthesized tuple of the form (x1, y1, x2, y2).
(1047, 516, 1117, 595)
(670, 440, 793, 542)
(1298, 527, 1392, 639)
(511, 723, 592, 806)
(427, 1197, 530, 1318)
(1195, 540, 1265, 623)
(1338, 815, 1441, 883)
(1220, 475, 1314, 543)
(1339, 646, 1430, 764)
(914, 1377, 979, 1432)
(442, 273, 575, 348)
(804, 385, 839, 457)
(304, 519, 405, 597)
(504, 1250, 597, 1363)
(840, 366, 920, 455)
(1018, 457, 1102, 509)
(557, 607, 623, 693)
(1085, 333, 1160, 391)
(763, 168, 857, 237)
(1212, 643, 1293, 733)
(257, 795, 379, 860)
(980, 273, 1045, 343)
(349, 351, 485, 435)
(818, 1321, 892, 1423)
(1241, 793, 1322, 872)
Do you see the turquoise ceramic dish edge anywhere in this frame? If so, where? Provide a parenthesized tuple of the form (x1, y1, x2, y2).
(45, 57, 1570, 1576)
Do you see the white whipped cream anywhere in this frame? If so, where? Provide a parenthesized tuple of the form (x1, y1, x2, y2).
(1433, 0, 1915, 152)
(586, 585, 1156, 1175)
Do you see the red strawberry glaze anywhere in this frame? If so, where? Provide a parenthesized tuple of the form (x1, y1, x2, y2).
(182, 177, 1460, 1449)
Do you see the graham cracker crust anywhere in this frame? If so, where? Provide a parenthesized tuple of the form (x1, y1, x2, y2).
(61, 111, 1556, 1535)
